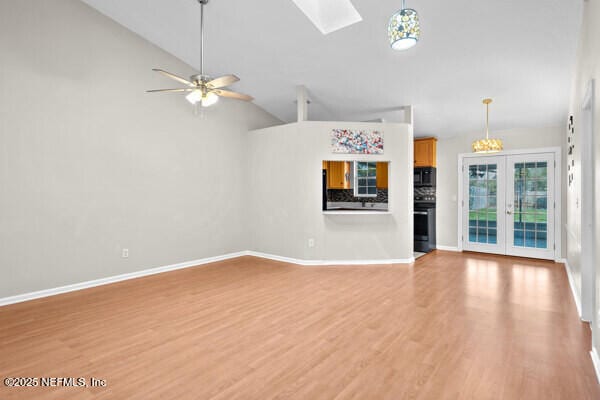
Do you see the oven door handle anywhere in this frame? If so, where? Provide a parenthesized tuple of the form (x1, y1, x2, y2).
(414, 211, 428, 215)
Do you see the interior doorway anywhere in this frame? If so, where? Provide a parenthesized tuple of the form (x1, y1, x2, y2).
(458, 148, 561, 260)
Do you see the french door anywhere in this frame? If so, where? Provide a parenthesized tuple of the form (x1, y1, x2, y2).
(462, 152, 556, 259)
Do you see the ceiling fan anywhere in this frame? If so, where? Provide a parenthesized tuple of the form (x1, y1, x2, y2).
(147, 0, 253, 107)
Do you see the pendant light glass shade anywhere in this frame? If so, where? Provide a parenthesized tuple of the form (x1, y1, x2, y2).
(472, 99, 503, 153)
(388, 1, 420, 50)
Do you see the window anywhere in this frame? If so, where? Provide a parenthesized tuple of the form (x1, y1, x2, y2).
(354, 162, 377, 197)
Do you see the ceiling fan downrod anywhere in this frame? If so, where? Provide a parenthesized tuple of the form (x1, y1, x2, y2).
(197, 0, 208, 78)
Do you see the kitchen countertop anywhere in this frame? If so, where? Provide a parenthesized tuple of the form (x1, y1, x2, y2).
(324, 201, 389, 214)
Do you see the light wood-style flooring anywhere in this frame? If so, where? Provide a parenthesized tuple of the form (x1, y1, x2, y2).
(1, 251, 599, 399)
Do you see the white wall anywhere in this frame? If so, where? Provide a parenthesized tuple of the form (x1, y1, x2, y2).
(567, 0, 600, 353)
(0, 0, 280, 297)
(434, 127, 565, 251)
(247, 121, 414, 261)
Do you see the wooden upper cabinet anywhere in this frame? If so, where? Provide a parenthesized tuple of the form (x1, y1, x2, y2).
(376, 162, 388, 189)
(414, 138, 437, 167)
(327, 161, 351, 189)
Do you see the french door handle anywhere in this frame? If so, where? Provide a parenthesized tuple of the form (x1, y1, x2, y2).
(506, 210, 513, 215)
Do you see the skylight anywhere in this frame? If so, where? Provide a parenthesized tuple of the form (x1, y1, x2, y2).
(291, 0, 362, 35)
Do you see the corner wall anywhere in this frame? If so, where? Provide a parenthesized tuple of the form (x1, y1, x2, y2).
(246, 122, 414, 261)
(0, 0, 280, 297)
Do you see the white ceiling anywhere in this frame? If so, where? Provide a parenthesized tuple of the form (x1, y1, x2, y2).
(81, 0, 582, 138)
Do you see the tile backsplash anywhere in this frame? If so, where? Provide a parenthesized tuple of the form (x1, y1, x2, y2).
(326, 188, 434, 203)
(327, 189, 388, 203)
(414, 186, 436, 197)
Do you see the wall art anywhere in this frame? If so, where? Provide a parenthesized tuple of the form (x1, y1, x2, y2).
(331, 129, 384, 154)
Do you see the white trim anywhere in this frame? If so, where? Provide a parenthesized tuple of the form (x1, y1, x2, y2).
(435, 245, 460, 252)
(591, 347, 600, 385)
(0, 252, 248, 307)
(561, 258, 583, 319)
(247, 251, 415, 266)
(0, 251, 416, 306)
(554, 147, 563, 260)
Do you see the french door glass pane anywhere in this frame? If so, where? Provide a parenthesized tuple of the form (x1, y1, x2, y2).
(468, 164, 497, 244)
(513, 162, 548, 248)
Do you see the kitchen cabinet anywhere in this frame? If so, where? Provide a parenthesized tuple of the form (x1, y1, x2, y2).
(326, 161, 352, 189)
(414, 137, 437, 167)
(376, 162, 388, 189)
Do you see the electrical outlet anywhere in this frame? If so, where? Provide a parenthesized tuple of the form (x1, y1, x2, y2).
(122, 248, 129, 258)
(308, 238, 315, 248)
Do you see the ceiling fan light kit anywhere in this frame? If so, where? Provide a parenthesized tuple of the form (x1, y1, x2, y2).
(147, 0, 253, 107)
(388, 0, 420, 50)
(472, 98, 503, 153)
(186, 89, 219, 107)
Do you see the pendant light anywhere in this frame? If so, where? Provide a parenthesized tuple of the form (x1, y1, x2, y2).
(472, 99, 503, 153)
(388, 0, 420, 50)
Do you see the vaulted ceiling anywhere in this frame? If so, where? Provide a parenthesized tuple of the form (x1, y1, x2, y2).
(82, 0, 582, 138)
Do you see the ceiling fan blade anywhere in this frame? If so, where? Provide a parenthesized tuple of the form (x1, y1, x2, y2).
(146, 88, 192, 93)
(152, 69, 194, 86)
(206, 74, 240, 89)
(214, 89, 253, 101)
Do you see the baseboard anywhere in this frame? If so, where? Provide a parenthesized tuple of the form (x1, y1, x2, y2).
(435, 245, 460, 252)
(0, 251, 247, 307)
(247, 251, 415, 266)
(591, 347, 600, 385)
(561, 258, 583, 319)
(0, 251, 416, 307)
